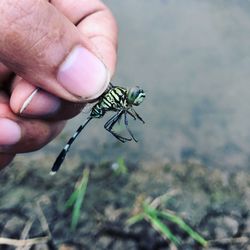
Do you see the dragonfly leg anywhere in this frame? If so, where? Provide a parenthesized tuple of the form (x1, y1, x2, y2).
(127, 110, 137, 120)
(124, 111, 137, 142)
(130, 108, 145, 123)
(104, 111, 131, 143)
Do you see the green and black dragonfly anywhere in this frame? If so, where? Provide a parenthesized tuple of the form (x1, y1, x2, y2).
(50, 83, 145, 175)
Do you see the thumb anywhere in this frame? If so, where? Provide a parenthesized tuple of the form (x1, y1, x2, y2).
(0, 0, 110, 102)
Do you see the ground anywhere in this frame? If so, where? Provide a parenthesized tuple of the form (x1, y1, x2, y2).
(0, 151, 249, 250)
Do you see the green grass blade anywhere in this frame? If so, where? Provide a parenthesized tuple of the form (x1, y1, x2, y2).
(65, 189, 79, 209)
(70, 168, 90, 230)
(144, 205, 181, 246)
(127, 213, 145, 225)
(156, 210, 207, 246)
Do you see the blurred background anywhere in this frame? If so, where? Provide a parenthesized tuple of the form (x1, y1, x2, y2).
(48, 0, 250, 171)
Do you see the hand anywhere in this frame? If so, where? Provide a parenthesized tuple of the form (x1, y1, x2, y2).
(0, 0, 118, 168)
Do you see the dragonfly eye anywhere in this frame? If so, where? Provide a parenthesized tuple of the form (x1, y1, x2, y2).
(127, 86, 145, 106)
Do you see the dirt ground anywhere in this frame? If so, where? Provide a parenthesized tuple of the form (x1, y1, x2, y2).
(0, 151, 249, 250)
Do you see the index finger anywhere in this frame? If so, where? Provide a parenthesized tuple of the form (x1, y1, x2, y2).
(51, 0, 118, 75)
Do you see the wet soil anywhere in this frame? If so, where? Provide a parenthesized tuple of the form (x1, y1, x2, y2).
(0, 153, 249, 249)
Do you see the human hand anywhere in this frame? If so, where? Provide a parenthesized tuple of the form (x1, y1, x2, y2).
(0, 0, 118, 168)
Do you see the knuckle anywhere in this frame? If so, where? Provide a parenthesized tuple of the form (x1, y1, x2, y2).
(50, 0, 69, 14)
(0, 0, 66, 74)
(0, 0, 44, 72)
(0, 0, 39, 34)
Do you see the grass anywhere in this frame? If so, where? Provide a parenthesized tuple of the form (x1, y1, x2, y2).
(63, 161, 207, 247)
(127, 194, 208, 247)
(64, 156, 127, 231)
(64, 168, 90, 231)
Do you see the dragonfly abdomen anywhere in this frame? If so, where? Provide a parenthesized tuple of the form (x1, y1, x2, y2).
(90, 104, 106, 118)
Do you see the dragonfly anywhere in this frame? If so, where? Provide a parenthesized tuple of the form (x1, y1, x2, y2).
(50, 83, 146, 175)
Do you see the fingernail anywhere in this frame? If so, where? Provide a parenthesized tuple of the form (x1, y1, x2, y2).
(57, 46, 110, 100)
(0, 118, 21, 145)
(20, 88, 60, 116)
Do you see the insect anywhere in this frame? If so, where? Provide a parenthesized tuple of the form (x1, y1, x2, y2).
(50, 83, 145, 175)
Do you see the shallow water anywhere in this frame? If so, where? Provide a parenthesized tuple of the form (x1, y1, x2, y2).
(48, 1, 250, 171)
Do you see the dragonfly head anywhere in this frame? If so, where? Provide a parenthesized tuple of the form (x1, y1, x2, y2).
(127, 86, 145, 106)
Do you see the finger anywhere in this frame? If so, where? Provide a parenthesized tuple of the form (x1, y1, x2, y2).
(4, 119, 66, 153)
(10, 77, 85, 120)
(0, 98, 66, 154)
(0, 62, 13, 90)
(0, 153, 16, 169)
(0, 62, 11, 81)
(0, 0, 110, 102)
(51, 0, 118, 75)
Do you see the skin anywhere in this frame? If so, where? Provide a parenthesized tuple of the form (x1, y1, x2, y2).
(0, 0, 118, 168)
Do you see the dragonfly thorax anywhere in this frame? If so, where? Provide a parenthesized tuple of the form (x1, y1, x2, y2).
(90, 86, 128, 119)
